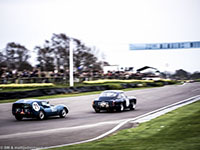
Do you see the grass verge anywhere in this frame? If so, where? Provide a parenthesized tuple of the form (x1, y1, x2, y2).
(0, 91, 101, 104)
(0, 83, 84, 92)
(48, 101, 200, 150)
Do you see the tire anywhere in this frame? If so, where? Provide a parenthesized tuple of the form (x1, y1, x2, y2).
(38, 111, 45, 120)
(95, 108, 100, 113)
(108, 108, 114, 112)
(15, 115, 23, 121)
(130, 102, 136, 110)
(60, 108, 68, 118)
(118, 103, 124, 112)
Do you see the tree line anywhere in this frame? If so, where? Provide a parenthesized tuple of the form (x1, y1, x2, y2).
(0, 33, 200, 80)
(0, 33, 108, 73)
(161, 69, 200, 80)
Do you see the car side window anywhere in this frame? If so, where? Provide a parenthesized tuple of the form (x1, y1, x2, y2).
(117, 94, 122, 99)
(41, 101, 50, 108)
(121, 94, 127, 99)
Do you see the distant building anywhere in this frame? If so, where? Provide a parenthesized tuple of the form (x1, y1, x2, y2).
(103, 65, 134, 73)
(136, 66, 161, 80)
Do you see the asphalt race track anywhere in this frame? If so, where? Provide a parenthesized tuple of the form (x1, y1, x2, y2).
(0, 82, 200, 149)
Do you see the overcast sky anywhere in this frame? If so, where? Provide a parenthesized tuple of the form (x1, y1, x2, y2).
(0, 0, 200, 73)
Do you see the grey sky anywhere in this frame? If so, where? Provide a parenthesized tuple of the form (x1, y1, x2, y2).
(0, 0, 200, 72)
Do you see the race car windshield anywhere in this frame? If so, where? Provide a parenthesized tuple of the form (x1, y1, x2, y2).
(100, 92, 117, 97)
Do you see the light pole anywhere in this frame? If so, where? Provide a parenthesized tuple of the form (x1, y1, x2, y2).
(69, 39, 74, 87)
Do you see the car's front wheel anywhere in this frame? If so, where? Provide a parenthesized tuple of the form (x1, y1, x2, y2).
(38, 111, 45, 120)
(94, 108, 100, 113)
(15, 115, 23, 121)
(60, 108, 68, 118)
(130, 102, 136, 110)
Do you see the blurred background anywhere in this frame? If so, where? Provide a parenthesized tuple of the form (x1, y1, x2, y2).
(0, 0, 200, 84)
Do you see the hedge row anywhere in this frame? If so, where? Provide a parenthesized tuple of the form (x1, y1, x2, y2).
(0, 85, 110, 100)
(83, 79, 154, 84)
(0, 80, 178, 100)
(84, 79, 177, 87)
(0, 83, 54, 89)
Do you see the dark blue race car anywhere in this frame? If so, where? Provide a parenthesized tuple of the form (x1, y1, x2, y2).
(12, 99, 69, 120)
(92, 90, 137, 113)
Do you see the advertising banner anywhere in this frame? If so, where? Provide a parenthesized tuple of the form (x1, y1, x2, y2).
(130, 41, 200, 50)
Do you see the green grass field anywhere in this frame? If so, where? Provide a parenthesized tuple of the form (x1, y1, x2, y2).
(49, 101, 200, 150)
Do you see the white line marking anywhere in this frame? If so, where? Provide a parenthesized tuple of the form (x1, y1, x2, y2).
(36, 95, 200, 150)
(0, 121, 120, 140)
(192, 88, 200, 92)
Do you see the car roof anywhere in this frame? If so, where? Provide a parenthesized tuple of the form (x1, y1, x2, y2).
(14, 99, 46, 104)
(102, 90, 124, 94)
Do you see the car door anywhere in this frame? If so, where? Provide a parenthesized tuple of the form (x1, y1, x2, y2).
(121, 93, 130, 107)
(49, 105, 58, 115)
(41, 102, 57, 116)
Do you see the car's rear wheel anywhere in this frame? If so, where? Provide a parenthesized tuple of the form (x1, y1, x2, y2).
(130, 102, 136, 110)
(108, 108, 114, 112)
(38, 111, 45, 120)
(60, 108, 67, 118)
(15, 115, 23, 121)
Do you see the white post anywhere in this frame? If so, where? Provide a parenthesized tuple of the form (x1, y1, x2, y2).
(69, 39, 74, 87)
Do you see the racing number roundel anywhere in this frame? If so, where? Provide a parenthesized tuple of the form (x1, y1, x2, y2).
(32, 102, 40, 111)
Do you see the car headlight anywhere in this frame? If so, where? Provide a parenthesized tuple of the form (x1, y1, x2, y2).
(16, 108, 20, 112)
